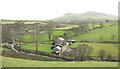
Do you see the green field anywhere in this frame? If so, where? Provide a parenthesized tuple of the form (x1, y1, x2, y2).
(69, 25, 118, 41)
(69, 43, 118, 56)
(88, 22, 116, 29)
(1, 21, 119, 67)
(19, 42, 118, 57)
(22, 22, 118, 42)
(21, 43, 52, 53)
(23, 31, 65, 42)
(2, 56, 118, 67)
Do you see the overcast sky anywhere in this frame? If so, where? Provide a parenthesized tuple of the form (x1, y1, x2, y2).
(0, 0, 119, 20)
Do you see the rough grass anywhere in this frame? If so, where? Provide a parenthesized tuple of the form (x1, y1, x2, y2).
(2, 56, 118, 67)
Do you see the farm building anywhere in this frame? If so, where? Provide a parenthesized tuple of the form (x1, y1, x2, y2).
(51, 36, 75, 55)
(54, 36, 65, 46)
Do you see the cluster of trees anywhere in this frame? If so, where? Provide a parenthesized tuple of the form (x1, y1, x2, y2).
(63, 44, 119, 61)
(2, 22, 24, 42)
(63, 22, 105, 39)
(63, 44, 93, 60)
(2, 20, 57, 52)
(2, 22, 25, 49)
(42, 21, 56, 40)
(71, 23, 89, 35)
(75, 44, 93, 61)
(63, 23, 90, 39)
(99, 34, 116, 42)
(98, 49, 118, 61)
(32, 21, 56, 52)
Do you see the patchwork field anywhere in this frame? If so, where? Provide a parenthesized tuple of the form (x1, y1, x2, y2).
(15, 42, 118, 58)
(1, 21, 119, 67)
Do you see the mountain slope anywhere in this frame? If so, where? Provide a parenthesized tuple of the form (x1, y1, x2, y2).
(52, 11, 117, 23)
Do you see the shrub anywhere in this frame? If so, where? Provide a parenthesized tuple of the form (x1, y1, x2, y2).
(107, 54, 113, 61)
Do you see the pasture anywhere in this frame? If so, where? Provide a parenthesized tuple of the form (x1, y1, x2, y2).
(2, 56, 118, 67)
(12, 41, 118, 58)
(1, 21, 119, 67)
(69, 25, 118, 41)
(21, 42, 52, 53)
(23, 22, 118, 42)
(69, 43, 118, 56)
(23, 31, 65, 42)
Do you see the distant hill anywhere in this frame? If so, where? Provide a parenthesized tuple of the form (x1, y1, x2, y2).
(52, 11, 118, 23)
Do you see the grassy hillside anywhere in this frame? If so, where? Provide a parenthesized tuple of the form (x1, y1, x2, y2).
(2, 56, 118, 67)
(69, 25, 118, 41)
(69, 43, 118, 56)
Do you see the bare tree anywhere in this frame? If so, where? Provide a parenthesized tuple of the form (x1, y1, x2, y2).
(2, 25, 16, 43)
(92, 23, 95, 29)
(78, 23, 89, 34)
(75, 44, 93, 61)
(99, 22, 104, 28)
(99, 35, 103, 42)
(13, 21, 24, 48)
(107, 54, 113, 61)
(72, 27, 78, 35)
(43, 21, 55, 40)
(111, 34, 116, 41)
(63, 31, 73, 38)
(98, 49, 106, 61)
(31, 25, 41, 52)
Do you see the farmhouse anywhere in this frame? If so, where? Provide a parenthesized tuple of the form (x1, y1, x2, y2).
(51, 36, 75, 55)
(54, 36, 65, 46)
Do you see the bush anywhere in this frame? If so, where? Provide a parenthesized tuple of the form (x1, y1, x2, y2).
(107, 54, 113, 61)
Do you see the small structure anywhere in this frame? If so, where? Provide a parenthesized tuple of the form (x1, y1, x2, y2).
(63, 48, 77, 57)
(3, 41, 14, 48)
(51, 36, 65, 55)
(52, 45, 62, 55)
(54, 36, 65, 46)
(51, 36, 76, 55)
(68, 40, 76, 43)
